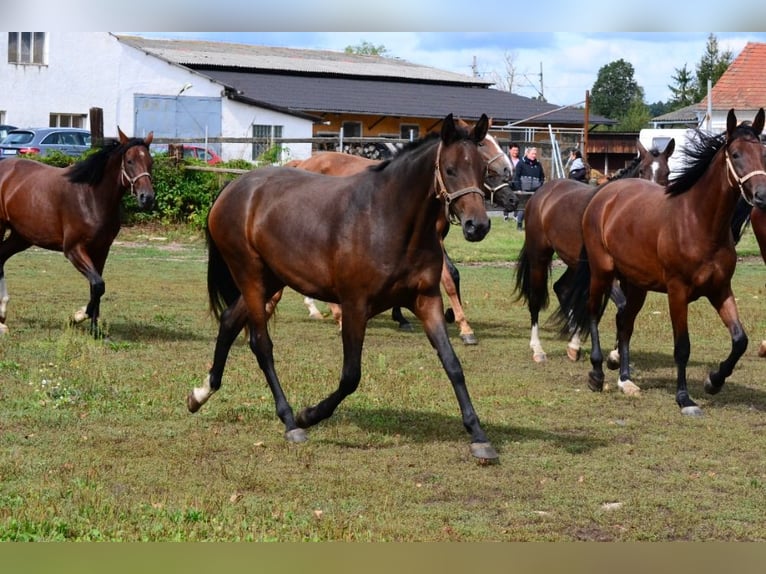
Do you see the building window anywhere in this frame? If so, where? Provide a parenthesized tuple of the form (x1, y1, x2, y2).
(50, 113, 86, 128)
(341, 121, 362, 138)
(252, 124, 283, 161)
(8, 32, 47, 65)
(400, 124, 419, 140)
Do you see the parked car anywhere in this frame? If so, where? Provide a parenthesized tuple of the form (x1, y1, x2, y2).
(0, 127, 91, 159)
(0, 124, 17, 141)
(181, 144, 222, 165)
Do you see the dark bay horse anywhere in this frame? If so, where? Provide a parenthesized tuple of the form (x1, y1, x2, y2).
(554, 109, 766, 416)
(189, 114, 500, 461)
(0, 128, 154, 336)
(514, 139, 674, 363)
(284, 126, 515, 345)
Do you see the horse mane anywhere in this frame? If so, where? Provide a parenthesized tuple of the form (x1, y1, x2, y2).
(665, 122, 761, 197)
(66, 138, 147, 186)
(371, 132, 441, 172)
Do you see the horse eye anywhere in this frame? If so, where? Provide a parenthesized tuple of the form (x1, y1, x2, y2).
(446, 167, 457, 176)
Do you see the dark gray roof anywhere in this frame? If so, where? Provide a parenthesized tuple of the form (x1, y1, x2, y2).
(650, 103, 706, 126)
(203, 69, 609, 126)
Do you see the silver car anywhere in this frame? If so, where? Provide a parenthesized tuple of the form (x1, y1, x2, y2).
(0, 127, 91, 159)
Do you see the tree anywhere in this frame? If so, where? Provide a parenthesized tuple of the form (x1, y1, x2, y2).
(487, 51, 519, 93)
(694, 33, 732, 101)
(617, 99, 652, 131)
(668, 64, 697, 109)
(344, 41, 388, 56)
(590, 59, 644, 122)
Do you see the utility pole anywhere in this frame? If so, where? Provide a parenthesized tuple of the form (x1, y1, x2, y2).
(539, 62, 544, 101)
(472, 56, 479, 78)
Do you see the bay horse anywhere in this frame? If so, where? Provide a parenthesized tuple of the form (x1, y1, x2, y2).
(514, 139, 674, 363)
(188, 114, 500, 461)
(0, 128, 154, 337)
(285, 125, 515, 345)
(554, 109, 766, 416)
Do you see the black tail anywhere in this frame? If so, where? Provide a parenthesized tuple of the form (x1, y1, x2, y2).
(550, 246, 608, 340)
(731, 196, 752, 245)
(206, 226, 241, 322)
(513, 242, 550, 310)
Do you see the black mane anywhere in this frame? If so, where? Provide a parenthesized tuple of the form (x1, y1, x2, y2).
(67, 138, 148, 186)
(371, 132, 441, 172)
(612, 147, 663, 180)
(665, 123, 760, 197)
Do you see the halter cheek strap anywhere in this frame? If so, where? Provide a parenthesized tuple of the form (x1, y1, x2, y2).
(482, 151, 511, 203)
(725, 150, 766, 206)
(121, 157, 152, 197)
(433, 143, 485, 225)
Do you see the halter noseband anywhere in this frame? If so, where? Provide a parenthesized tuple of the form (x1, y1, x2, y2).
(482, 150, 511, 202)
(725, 149, 766, 206)
(433, 142, 485, 225)
(120, 155, 152, 197)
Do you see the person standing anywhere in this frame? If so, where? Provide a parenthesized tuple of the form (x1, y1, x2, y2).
(567, 148, 589, 182)
(504, 143, 521, 221)
(512, 146, 545, 230)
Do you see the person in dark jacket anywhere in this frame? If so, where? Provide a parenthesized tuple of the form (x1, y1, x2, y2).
(503, 143, 521, 221)
(567, 148, 589, 182)
(512, 146, 545, 230)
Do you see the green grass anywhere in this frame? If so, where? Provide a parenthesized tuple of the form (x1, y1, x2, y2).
(0, 221, 765, 541)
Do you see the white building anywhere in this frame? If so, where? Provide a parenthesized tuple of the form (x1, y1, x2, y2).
(0, 32, 316, 161)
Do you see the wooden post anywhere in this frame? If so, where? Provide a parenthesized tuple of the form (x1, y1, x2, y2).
(583, 91, 590, 165)
(89, 107, 104, 148)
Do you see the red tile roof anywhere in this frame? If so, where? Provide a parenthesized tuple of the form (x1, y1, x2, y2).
(702, 42, 766, 109)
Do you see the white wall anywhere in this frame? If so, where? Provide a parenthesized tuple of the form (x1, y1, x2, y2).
(0, 32, 314, 161)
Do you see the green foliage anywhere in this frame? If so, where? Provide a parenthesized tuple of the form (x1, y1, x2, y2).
(668, 63, 697, 110)
(344, 41, 388, 56)
(254, 144, 289, 167)
(694, 33, 733, 101)
(616, 99, 653, 131)
(590, 59, 644, 124)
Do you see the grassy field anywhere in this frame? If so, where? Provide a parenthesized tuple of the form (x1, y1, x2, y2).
(1, 219, 765, 541)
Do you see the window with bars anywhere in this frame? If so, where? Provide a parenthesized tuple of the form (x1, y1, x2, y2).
(50, 113, 86, 128)
(7, 32, 47, 65)
(342, 121, 362, 138)
(252, 124, 283, 160)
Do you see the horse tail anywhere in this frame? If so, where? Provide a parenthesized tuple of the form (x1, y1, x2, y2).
(731, 196, 752, 245)
(513, 242, 550, 309)
(206, 226, 241, 322)
(550, 246, 606, 341)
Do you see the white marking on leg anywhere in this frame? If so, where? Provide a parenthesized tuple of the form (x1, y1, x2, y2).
(0, 275, 8, 321)
(304, 297, 323, 319)
(73, 306, 88, 324)
(192, 374, 216, 407)
(566, 331, 582, 361)
(530, 323, 546, 362)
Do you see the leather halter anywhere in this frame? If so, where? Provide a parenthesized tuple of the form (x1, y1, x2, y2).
(482, 150, 512, 202)
(433, 142, 485, 225)
(725, 149, 766, 206)
(120, 154, 152, 197)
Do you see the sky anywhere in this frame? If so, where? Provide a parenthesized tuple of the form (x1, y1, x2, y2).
(123, 32, 766, 108)
(9, 0, 766, 108)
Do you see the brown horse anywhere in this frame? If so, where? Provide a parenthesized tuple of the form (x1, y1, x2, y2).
(0, 128, 154, 336)
(514, 139, 674, 363)
(555, 109, 766, 416)
(284, 126, 515, 345)
(188, 114, 500, 461)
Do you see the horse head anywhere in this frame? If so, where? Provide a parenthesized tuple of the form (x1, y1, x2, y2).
(636, 138, 674, 186)
(118, 126, 155, 210)
(438, 114, 491, 242)
(725, 108, 766, 210)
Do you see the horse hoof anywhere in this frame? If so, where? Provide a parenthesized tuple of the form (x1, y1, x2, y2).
(566, 346, 581, 362)
(704, 375, 724, 395)
(0, 323, 8, 336)
(72, 307, 88, 324)
(587, 372, 604, 392)
(532, 351, 547, 363)
(444, 309, 455, 324)
(399, 323, 414, 332)
(308, 312, 324, 320)
(187, 392, 203, 413)
(285, 428, 308, 443)
(759, 341, 766, 357)
(460, 333, 478, 345)
(606, 351, 620, 370)
(618, 380, 641, 397)
(681, 405, 704, 417)
(470, 442, 499, 464)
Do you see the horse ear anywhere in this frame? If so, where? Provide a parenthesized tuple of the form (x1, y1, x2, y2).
(440, 113, 458, 144)
(663, 138, 675, 158)
(726, 109, 737, 137)
(636, 138, 648, 156)
(144, 131, 154, 146)
(752, 108, 765, 136)
(118, 126, 129, 144)
(471, 114, 489, 143)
